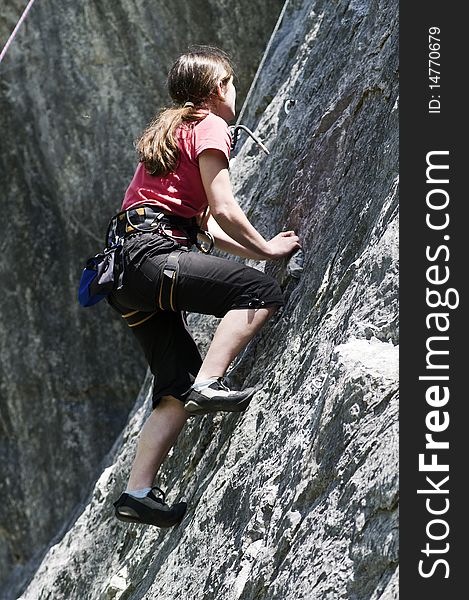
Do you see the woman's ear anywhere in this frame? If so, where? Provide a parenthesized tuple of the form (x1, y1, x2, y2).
(216, 80, 226, 101)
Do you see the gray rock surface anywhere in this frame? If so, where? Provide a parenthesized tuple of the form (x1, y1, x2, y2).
(0, 1, 283, 596)
(2, 0, 398, 598)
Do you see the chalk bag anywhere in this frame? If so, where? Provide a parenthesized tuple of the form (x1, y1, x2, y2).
(78, 244, 123, 307)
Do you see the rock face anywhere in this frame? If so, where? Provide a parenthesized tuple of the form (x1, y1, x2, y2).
(0, 1, 283, 596)
(2, 0, 398, 598)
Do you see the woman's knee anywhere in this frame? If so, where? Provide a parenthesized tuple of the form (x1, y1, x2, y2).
(155, 395, 188, 415)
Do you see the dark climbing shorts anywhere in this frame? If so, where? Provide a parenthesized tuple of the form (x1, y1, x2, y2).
(108, 232, 284, 407)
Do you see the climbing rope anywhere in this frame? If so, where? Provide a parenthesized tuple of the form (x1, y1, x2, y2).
(0, 0, 38, 65)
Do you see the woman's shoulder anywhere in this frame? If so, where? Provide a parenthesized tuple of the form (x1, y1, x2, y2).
(195, 111, 229, 133)
(191, 111, 232, 160)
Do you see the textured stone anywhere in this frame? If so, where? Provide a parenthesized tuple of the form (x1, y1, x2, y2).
(0, 0, 283, 595)
(3, 0, 398, 597)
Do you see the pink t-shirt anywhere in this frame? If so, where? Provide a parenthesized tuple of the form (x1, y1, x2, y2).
(121, 111, 231, 218)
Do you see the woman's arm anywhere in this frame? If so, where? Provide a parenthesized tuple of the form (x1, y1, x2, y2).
(206, 214, 268, 259)
(199, 149, 300, 259)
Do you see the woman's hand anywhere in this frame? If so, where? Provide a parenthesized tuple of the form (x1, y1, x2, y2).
(265, 231, 301, 259)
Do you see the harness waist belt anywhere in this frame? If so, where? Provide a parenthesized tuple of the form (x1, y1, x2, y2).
(106, 204, 214, 254)
(112, 205, 198, 239)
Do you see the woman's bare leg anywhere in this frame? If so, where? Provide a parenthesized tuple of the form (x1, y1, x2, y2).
(126, 395, 189, 490)
(195, 306, 276, 383)
(126, 307, 276, 490)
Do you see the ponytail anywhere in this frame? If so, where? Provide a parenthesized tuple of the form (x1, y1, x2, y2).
(136, 105, 206, 176)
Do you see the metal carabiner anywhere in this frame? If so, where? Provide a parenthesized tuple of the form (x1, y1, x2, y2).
(196, 230, 215, 254)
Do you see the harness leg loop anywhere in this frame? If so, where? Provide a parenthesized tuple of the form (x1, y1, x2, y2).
(158, 250, 184, 311)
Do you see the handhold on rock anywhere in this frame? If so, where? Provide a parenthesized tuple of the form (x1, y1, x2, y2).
(287, 249, 304, 279)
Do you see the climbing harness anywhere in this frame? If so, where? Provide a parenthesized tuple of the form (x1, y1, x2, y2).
(158, 250, 184, 311)
(78, 204, 213, 309)
(110, 205, 213, 254)
(113, 205, 213, 312)
(0, 0, 38, 65)
(120, 308, 158, 328)
(117, 248, 187, 328)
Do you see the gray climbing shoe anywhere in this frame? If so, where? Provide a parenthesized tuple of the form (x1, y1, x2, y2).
(183, 378, 256, 415)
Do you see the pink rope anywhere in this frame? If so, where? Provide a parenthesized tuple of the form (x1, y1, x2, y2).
(0, 0, 38, 65)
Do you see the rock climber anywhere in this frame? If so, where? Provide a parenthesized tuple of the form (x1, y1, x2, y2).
(109, 46, 300, 527)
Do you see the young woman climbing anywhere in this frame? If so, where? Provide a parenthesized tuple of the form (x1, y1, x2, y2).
(109, 47, 300, 527)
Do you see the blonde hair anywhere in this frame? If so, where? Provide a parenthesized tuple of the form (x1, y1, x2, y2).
(136, 46, 234, 176)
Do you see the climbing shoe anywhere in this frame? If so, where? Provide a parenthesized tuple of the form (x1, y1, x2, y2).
(113, 486, 186, 527)
(183, 378, 256, 415)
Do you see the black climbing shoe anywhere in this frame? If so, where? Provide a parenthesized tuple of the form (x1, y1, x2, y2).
(183, 378, 256, 415)
(113, 486, 187, 528)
